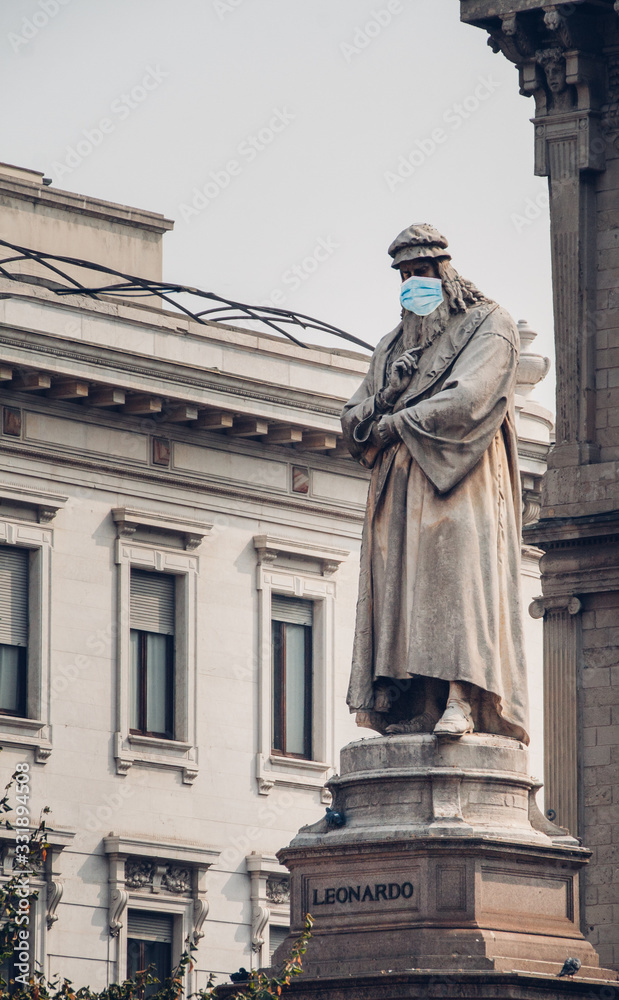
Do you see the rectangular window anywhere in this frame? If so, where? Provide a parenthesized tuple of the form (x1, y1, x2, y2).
(271, 596, 312, 760)
(0, 548, 28, 718)
(269, 925, 289, 963)
(127, 911, 173, 997)
(130, 571, 175, 740)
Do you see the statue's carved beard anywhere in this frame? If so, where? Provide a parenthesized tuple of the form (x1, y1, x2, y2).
(400, 262, 490, 351)
(401, 298, 450, 351)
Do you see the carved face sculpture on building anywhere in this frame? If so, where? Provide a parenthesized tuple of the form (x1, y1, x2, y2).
(544, 57, 567, 94)
(537, 47, 570, 105)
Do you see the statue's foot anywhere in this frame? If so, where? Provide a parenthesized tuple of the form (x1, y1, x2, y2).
(373, 687, 392, 713)
(433, 700, 474, 737)
(386, 711, 439, 735)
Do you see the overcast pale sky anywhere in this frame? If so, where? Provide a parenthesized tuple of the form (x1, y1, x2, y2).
(1, 0, 554, 410)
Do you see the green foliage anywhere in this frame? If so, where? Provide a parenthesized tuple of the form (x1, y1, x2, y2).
(0, 767, 50, 979)
(196, 915, 314, 1000)
(0, 764, 313, 998)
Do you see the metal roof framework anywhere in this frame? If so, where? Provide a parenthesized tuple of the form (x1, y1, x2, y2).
(0, 239, 372, 353)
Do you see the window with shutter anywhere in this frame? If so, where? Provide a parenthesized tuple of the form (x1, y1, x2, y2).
(271, 595, 313, 760)
(0, 547, 28, 717)
(269, 924, 289, 962)
(126, 911, 173, 997)
(130, 571, 175, 739)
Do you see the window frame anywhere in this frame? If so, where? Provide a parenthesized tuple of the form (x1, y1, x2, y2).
(114, 539, 199, 783)
(0, 519, 53, 763)
(271, 615, 312, 761)
(130, 629, 175, 740)
(126, 910, 174, 997)
(104, 835, 220, 989)
(253, 534, 349, 797)
(0, 645, 27, 720)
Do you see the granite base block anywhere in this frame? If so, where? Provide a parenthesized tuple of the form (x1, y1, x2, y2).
(273, 735, 615, 981)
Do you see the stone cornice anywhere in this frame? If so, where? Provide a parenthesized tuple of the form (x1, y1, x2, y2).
(0, 482, 67, 522)
(103, 834, 219, 868)
(525, 511, 619, 547)
(0, 278, 369, 376)
(0, 175, 174, 233)
(0, 442, 366, 526)
(0, 331, 345, 423)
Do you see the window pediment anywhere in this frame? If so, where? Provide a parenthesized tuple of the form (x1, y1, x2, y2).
(253, 533, 348, 576)
(0, 484, 67, 523)
(112, 507, 212, 551)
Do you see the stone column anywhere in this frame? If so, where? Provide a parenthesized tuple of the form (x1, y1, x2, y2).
(530, 594, 582, 839)
(460, 1, 619, 971)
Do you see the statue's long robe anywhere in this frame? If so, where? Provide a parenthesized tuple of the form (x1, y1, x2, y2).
(342, 302, 529, 744)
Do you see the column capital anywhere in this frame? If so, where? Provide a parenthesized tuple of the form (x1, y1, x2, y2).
(461, 2, 613, 115)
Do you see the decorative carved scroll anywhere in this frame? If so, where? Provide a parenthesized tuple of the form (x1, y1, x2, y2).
(109, 887, 129, 937)
(46, 880, 63, 930)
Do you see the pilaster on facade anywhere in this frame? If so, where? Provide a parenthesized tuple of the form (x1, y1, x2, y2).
(529, 592, 583, 839)
(245, 853, 290, 970)
(0, 827, 74, 973)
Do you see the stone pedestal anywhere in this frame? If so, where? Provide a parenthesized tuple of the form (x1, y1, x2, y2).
(274, 735, 617, 983)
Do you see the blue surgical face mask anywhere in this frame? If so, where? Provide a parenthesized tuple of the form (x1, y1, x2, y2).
(400, 275, 444, 316)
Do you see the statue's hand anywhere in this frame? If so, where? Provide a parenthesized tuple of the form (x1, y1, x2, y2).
(369, 415, 399, 450)
(384, 351, 418, 405)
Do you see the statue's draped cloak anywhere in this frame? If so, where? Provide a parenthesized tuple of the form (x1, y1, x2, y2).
(341, 303, 529, 744)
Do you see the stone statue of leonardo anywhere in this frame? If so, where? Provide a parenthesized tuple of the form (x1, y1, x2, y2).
(342, 223, 529, 743)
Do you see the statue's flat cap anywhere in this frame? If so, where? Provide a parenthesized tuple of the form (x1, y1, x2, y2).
(388, 223, 451, 268)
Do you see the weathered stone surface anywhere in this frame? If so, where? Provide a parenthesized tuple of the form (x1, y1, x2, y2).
(276, 735, 609, 980)
(218, 969, 617, 1000)
(461, 0, 619, 968)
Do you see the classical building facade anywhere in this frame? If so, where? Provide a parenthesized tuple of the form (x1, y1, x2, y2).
(0, 163, 551, 988)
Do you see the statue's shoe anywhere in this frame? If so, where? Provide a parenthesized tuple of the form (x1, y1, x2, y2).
(433, 700, 474, 737)
(386, 712, 439, 735)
